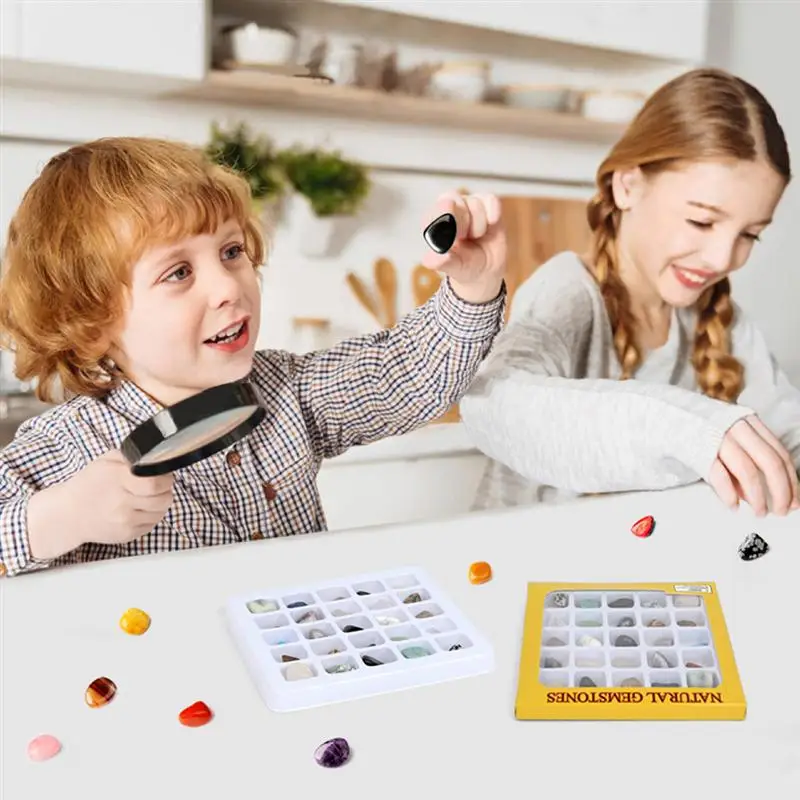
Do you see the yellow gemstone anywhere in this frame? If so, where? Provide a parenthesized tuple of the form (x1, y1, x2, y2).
(119, 607, 151, 635)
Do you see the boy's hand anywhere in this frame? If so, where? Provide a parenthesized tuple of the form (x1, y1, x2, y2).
(27, 449, 175, 560)
(421, 192, 507, 304)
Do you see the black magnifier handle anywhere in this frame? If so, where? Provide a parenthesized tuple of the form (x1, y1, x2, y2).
(422, 213, 457, 254)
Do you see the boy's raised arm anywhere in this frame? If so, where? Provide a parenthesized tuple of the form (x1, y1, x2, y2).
(289, 276, 505, 459)
(283, 193, 507, 460)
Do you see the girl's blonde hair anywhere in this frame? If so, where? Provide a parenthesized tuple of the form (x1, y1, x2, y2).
(587, 67, 790, 402)
(0, 137, 266, 402)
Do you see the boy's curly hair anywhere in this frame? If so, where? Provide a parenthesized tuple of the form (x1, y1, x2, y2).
(0, 136, 266, 402)
(586, 68, 791, 402)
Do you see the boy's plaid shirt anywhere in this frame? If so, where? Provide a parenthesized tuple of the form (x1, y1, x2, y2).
(0, 279, 505, 577)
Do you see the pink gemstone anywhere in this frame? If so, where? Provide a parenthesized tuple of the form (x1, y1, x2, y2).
(27, 734, 62, 762)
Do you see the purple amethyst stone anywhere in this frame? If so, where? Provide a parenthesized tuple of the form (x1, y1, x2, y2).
(314, 737, 351, 768)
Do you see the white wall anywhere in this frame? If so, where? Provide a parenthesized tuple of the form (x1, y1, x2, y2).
(706, 0, 800, 384)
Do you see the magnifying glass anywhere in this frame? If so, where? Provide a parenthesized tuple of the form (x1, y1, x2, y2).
(120, 380, 267, 476)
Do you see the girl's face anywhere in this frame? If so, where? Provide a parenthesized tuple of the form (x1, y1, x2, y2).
(612, 158, 786, 308)
(108, 219, 261, 407)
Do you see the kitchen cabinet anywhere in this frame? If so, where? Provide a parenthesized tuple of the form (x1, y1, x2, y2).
(13, 0, 206, 81)
(324, 0, 709, 63)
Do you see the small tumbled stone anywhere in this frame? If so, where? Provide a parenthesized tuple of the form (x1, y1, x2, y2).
(331, 609, 348, 616)
(545, 637, 565, 646)
(640, 598, 664, 608)
(738, 532, 769, 561)
(468, 561, 492, 584)
(685, 661, 703, 668)
(307, 629, 327, 639)
(356, 591, 370, 596)
(119, 607, 151, 635)
(576, 635, 602, 648)
(246, 598, 278, 614)
(85, 676, 117, 707)
(631, 514, 655, 538)
(402, 592, 422, 604)
(647, 619, 666, 627)
(362, 655, 382, 666)
(27, 734, 62, 762)
(281, 654, 299, 662)
(375, 616, 402, 625)
(542, 657, 562, 668)
(620, 678, 643, 687)
(609, 598, 633, 608)
(314, 737, 351, 768)
(650, 651, 671, 668)
(401, 646, 431, 659)
(676, 620, 697, 627)
(415, 611, 433, 619)
(652, 682, 680, 687)
(285, 662, 315, 681)
(551, 592, 568, 608)
(687, 671, 715, 688)
(577, 619, 601, 627)
(614, 635, 637, 647)
(579, 677, 596, 687)
(576, 598, 600, 608)
(327, 663, 356, 674)
(178, 700, 213, 727)
(287, 601, 308, 608)
(296, 610, 321, 624)
(342, 625, 363, 633)
(617, 617, 635, 627)
(448, 644, 463, 651)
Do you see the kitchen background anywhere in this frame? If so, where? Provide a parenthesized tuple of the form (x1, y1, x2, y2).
(1, 0, 798, 532)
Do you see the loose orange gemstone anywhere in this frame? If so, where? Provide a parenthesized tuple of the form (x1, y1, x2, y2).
(468, 561, 492, 584)
(179, 701, 213, 727)
(85, 677, 117, 708)
(119, 607, 151, 635)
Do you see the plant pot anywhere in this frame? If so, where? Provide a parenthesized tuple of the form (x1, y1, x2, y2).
(290, 193, 342, 257)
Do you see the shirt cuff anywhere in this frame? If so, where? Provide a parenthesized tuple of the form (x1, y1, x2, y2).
(0, 492, 51, 578)
(432, 277, 507, 344)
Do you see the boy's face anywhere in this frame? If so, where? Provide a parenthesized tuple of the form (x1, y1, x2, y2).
(109, 219, 261, 407)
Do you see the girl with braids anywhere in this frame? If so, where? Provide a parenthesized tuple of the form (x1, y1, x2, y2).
(457, 67, 800, 518)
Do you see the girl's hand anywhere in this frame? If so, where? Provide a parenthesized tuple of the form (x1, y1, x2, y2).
(707, 415, 800, 516)
(421, 192, 507, 304)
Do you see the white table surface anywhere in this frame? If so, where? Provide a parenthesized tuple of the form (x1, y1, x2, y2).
(2, 482, 799, 799)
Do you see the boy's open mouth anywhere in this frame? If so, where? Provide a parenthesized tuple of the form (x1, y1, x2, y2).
(204, 318, 250, 351)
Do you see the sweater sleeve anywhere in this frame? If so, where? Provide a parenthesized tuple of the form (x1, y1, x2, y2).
(729, 301, 800, 474)
(459, 270, 754, 494)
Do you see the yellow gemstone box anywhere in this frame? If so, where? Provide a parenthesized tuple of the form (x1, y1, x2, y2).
(514, 582, 745, 720)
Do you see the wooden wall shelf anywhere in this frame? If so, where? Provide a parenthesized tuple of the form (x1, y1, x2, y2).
(169, 69, 627, 143)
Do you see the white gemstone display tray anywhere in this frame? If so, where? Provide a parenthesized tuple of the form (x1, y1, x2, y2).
(223, 566, 495, 711)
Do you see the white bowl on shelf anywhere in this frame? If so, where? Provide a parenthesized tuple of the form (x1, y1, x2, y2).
(429, 60, 490, 102)
(228, 22, 297, 66)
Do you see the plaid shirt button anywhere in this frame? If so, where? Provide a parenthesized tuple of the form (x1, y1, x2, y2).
(0, 562, 6, 577)
(225, 450, 241, 467)
(252, 531, 264, 540)
(263, 483, 277, 500)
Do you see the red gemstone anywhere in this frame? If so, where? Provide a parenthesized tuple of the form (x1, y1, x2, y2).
(179, 701, 213, 727)
(631, 515, 655, 538)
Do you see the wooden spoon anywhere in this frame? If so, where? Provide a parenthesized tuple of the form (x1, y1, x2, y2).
(373, 257, 397, 328)
(411, 264, 442, 307)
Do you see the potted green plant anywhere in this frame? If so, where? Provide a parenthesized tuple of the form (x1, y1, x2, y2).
(277, 145, 371, 256)
(204, 121, 285, 221)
